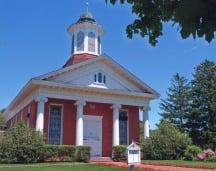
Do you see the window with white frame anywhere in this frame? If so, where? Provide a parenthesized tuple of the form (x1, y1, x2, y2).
(94, 72, 106, 84)
(88, 32, 95, 52)
(48, 105, 62, 145)
(76, 31, 84, 51)
(119, 110, 128, 145)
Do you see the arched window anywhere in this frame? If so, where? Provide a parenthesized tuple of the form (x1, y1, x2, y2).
(71, 34, 74, 54)
(77, 31, 84, 51)
(98, 72, 102, 83)
(94, 72, 106, 84)
(98, 36, 101, 54)
(103, 75, 106, 84)
(88, 32, 95, 52)
(94, 74, 97, 82)
(119, 110, 128, 145)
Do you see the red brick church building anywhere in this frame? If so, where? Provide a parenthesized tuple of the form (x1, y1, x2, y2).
(3, 10, 159, 157)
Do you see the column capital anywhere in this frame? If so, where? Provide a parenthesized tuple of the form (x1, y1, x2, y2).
(111, 103, 121, 110)
(35, 96, 48, 103)
(75, 100, 86, 107)
(140, 105, 151, 112)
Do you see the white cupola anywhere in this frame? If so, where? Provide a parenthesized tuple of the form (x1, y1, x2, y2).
(67, 6, 105, 57)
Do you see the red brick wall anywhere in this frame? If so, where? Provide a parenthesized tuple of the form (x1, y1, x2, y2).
(8, 98, 140, 157)
(6, 101, 37, 129)
(44, 98, 76, 145)
(122, 105, 140, 144)
(84, 102, 140, 156)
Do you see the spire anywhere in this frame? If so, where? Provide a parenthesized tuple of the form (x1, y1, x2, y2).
(86, 2, 89, 13)
(77, 2, 95, 24)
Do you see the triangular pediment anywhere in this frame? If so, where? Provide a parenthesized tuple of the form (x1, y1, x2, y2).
(34, 55, 159, 97)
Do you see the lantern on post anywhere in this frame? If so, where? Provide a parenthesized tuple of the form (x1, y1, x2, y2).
(127, 141, 141, 171)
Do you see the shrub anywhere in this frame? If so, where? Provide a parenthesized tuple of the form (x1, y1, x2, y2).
(184, 145, 202, 161)
(0, 122, 44, 163)
(42, 145, 90, 163)
(112, 145, 127, 161)
(205, 155, 216, 162)
(42, 145, 76, 162)
(75, 146, 91, 163)
(197, 149, 215, 161)
(141, 122, 191, 160)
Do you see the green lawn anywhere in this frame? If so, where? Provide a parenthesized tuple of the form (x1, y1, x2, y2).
(142, 160, 216, 169)
(0, 163, 129, 171)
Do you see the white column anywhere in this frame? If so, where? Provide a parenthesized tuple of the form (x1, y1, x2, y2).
(112, 104, 121, 146)
(35, 97, 48, 133)
(75, 100, 86, 146)
(142, 105, 151, 139)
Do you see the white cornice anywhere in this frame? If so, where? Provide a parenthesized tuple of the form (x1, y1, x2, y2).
(33, 55, 160, 98)
(31, 79, 156, 99)
(67, 22, 105, 36)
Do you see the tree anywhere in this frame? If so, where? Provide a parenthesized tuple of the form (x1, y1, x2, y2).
(141, 122, 191, 160)
(0, 109, 5, 129)
(0, 122, 44, 163)
(106, 0, 216, 46)
(160, 73, 190, 132)
(186, 60, 216, 149)
(0, 109, 5, 113)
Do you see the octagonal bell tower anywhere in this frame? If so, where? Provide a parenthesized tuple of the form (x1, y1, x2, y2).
(64, 4, 105, 67)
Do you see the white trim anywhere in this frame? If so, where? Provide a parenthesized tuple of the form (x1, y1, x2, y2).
(32, 79, 156, 99)
(34, 57, 102, 80)
(83, 115, 103, 156)
(5, 90, 39, 122)
(32, 55, 159, 97)
(83, 115, 103, 121)
(4, 54, 159, 123)
(4, 84, 150, 124)
(67, 22, 105, 36)
(48, 104, 64, 145)
(103, 54, 160, 96)
(3, 90, 36, 121)
(73, 29, 100, 56)
(37, 87, 150, 107)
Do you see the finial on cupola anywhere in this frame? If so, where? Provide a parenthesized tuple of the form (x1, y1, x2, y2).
(64, 4, 105, 67)
(86, 2, 89, 13)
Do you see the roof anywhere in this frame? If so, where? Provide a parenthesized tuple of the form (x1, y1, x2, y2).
(77, 11, 96, 23)
(127, 141, 141, 150)
(63, 53, 97, 67)
(34, 54, 160, 97)
(3, 54, 160, 121)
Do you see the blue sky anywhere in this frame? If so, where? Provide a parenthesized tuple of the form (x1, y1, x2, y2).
(0, 0, 215, 128)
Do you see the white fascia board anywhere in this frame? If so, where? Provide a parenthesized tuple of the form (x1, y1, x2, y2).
(32, 54, 159, 98)
(31, 79, 156, 99)
(101, 54, 160, 98)
(37, 87, 150, 107)
(3, 80, 33, 117)
(33, 57, 102, 80)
